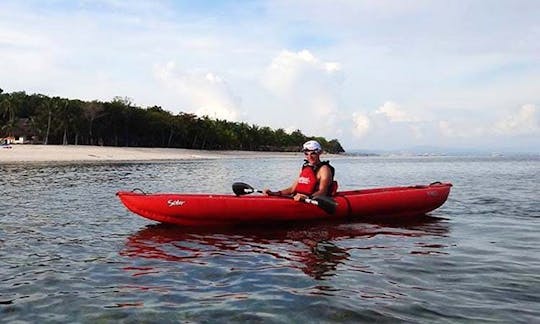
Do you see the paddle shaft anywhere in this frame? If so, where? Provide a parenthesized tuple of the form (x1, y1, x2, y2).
(246, 187, 312, 201)
(232, 182, 336, 213)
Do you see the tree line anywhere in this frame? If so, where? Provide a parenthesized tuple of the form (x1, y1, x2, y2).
(0, 89, 345, 153)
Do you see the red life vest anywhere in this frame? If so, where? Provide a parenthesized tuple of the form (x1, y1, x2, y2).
(295, 161, 335, 195)
(295, 165, 318, 195)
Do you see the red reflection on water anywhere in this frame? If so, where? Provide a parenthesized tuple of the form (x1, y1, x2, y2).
(121, 217, 449, 280)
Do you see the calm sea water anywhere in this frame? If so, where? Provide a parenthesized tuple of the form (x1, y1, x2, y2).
(1, 155, 539, 323)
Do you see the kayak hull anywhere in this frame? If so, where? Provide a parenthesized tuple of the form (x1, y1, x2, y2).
(117, 182, 452, 227)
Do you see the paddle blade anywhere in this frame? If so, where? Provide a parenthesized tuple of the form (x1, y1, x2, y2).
(232, 182, 255, 196)
(305, 196, 338, 214)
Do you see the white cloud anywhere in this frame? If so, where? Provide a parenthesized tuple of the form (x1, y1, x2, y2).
(375, 101, 419, 122)
(263, 49, 342, 97)
(0, 29, 42, 47)
(352, 112, 370, 138)
(438, 120, 486, 139)
(493, 104, 539, 135)
(439, 104, 539, 140)
(154, 61, 240, 121)
(351, 101, 425, 141)
(261, 50, 343, 137)
(438, 120, 457, 138)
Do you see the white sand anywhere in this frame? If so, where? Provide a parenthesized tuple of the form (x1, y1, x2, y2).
(0, 145, 302, 163)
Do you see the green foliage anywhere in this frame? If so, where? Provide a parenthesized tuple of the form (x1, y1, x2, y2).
(0, 91, 345, 153)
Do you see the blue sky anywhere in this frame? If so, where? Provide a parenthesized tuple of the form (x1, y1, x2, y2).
(1, 0, 539, 152)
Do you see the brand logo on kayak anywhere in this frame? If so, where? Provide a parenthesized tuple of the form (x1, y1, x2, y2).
(167, 199, 185, 207)
(427, 191, 439, 197)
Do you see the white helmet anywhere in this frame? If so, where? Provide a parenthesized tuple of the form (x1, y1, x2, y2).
(302, 140, 322, 152)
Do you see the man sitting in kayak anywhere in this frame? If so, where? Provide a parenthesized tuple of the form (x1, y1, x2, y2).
(263, 140, 336, 201)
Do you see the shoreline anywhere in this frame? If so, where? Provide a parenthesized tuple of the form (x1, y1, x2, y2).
(0, 144, 304, 163)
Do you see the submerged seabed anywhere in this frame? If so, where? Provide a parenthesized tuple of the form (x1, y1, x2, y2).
(1, 156, 539, 322)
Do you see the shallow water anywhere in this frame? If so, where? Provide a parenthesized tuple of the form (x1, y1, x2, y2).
(1, 155, 539, 322)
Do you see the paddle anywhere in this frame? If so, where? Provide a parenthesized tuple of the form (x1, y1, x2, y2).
(232, 182, 337, 214)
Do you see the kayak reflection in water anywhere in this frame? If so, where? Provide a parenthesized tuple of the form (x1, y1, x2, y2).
(120, 217, 449, 280)
(263, 140, 337, 202)
(121, 223, 352, 280)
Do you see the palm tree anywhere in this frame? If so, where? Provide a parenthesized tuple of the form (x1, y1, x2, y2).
(39, 97, 59, 145)
(82, 101, 105, 145)
(0, 94, 17, 137)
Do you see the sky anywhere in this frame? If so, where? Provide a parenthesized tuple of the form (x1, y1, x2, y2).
(1, 0, 539, 152)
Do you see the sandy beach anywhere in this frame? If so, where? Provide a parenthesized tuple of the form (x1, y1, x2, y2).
(0, 145, 302, 163)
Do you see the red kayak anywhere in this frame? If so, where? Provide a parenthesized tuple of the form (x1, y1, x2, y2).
(117, 182, 452, 227)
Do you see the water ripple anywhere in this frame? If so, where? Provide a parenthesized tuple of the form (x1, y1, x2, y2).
(1, 156, 539, 322)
